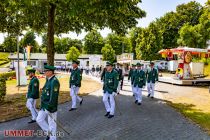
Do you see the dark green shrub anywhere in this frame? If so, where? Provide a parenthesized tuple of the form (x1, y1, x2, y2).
(0, 71, 16, 80)
(0, 78, 6, 101)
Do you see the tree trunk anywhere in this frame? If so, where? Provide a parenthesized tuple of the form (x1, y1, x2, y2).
(47, 3, 56, 66)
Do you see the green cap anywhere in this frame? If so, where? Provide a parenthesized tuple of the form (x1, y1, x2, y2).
(106, 61, 113, 66)
(72, 60, 80, 65)
(136, 62, 142, 66)
(27, 68, 36, 73)
(44, 65, 56, 71)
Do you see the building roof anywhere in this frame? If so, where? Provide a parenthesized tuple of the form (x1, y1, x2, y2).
(8, 53, 102, 60)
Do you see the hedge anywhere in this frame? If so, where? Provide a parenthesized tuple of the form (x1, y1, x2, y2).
(0, 61, 9, 66)
(0, 71, 16, 101)
(0, 71, 16, 80)
(0, 78, 6, 101)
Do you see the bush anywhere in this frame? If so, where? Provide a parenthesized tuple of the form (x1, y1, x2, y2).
(0, 61, 9, 66)
(0, 71, 16, 101)
(0, 71, 16, 80)
(192, 58, 210, 66)
(0, 78, 6, 102)
(0, 52, 9, 61)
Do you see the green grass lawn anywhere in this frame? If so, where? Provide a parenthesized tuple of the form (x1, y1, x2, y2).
(167, 101, 210, 135)
(0, 52, 9, 61)
(0, 52, 10, 67)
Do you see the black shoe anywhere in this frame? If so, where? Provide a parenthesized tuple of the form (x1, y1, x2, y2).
(135, 100, 138, 104)
(108, 115, 114, 119)
(69, 108, 77, 111)
(133, 94, 135, 97)
(147, 94, 150, 97)
(117, 92, 120, 95)
(80, 98, 83, 105)
(28, 120, 36, 124)
(151, 97, 154, 99)
(138, 103, 142, 105)
(104, 112, 110, 117)
(45, 136, 50, 140)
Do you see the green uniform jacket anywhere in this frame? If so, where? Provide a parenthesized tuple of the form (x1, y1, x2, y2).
(133, 70, 146, 88)
(70, 68, 82, 87)
(41, 76, 60, 113)
(27, 76, 39, 99)
(146, 68, 159, 83)
(128, 69, 136, 85)
(103, 69, 119, 94)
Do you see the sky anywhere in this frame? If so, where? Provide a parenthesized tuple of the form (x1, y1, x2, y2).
(0, 0, 207, 45)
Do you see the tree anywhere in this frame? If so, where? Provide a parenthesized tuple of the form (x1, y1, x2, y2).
(40, 33, 47, 53)
(2, 36, 17, 52)
(54, 37, 67, 54)
(136, 23, 162, 60)
(1, 0, 146, 65)
(0, 0, 26, 35)
(66, 46, 80, 62)
(19, 31, 40, 52)
(54, 37, 83, 54)
(177, 2, 210, 49)
(129, 27, 144, 59)
(178, 23, 202, 48)
(176, 1, 202, 26)
(155, 1, 203, 49)
(0, 44, 4, 52)
(84, 30, 104, 54)
(197, 6, 210, 48)
(106, 33, 132, 55)
(101, 44, 116, 62)
(68, 39, 83, 53)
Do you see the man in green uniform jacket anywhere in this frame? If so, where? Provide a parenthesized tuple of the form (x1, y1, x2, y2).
(146, 62, 158, 99)
(36, 65, 60, 140)
(128, 64, 136, 96)
(103, 61, 119, 119)
(133, 63, 146, 105)
(26, 68, 39, 123)
(69, 60, 83, 111)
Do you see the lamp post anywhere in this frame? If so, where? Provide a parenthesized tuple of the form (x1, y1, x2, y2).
(17, 35, 20, 86)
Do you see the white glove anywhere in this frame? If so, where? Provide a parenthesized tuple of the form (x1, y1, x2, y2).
(113, 92, 117, 96)
(142, 86, 145, 89)
(72, 85, 76, 88)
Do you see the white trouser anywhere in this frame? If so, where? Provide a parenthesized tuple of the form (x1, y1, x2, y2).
(36, 109, 57, 140)
(147, 82, 155, 97)
(70, 86, 82, 108)
(26, 98, 38, 120)
(102, 91, 115, 115)
(117, 81, 121, 93)
(133, 87, 142, 103)
(131, 84, 134, 95)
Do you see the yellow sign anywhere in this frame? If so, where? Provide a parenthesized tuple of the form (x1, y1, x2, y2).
(117, 53, 133, 62)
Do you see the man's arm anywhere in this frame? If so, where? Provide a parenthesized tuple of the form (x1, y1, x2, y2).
(75, 69, 82, 86)
(128, 70, 132, 80)
(155, 69, 159, 81)
(31, 79, 39, 98)
(48, 80, 60, 107)
(101, 69, 105, 81)
(113, 72, 119, 92)
(143, 71, 146, 86)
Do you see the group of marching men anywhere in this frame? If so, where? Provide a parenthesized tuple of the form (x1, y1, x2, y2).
(128, 62, 159, 104)
(25, 60, 158, 140)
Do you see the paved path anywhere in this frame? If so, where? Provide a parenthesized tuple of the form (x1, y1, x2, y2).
(0, 79, 209, 140)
